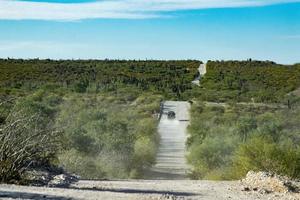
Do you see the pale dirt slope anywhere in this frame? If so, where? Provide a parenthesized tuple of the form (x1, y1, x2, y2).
(192, 63, 206, 86)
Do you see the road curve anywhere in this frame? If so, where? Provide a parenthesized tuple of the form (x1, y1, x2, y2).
(192, 63, 206, 86)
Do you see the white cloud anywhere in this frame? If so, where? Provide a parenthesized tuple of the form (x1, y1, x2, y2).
(0, 0, 299, 20)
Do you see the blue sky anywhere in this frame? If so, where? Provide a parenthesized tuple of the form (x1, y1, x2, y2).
(0, 1, 299, 64)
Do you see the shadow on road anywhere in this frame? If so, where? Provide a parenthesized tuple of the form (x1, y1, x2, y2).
(68, 186, 197, 197)
(0, 191, 73, 200)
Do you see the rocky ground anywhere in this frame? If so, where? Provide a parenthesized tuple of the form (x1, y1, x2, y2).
(241, 171, 300, 194)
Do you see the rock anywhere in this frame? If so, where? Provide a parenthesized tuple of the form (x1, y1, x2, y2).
(21, 169, 51, 186)
(48, 173, 78, 187)
(258, 188, 271, 194)
(48, 174, 67, 187)
(242, 187, 250, 191)
(21, 165, 78, 187)
(241, 171, 299, 193)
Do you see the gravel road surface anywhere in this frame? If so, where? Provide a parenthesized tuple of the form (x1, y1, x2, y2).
(146, 101, 190, 179)
(1, 180, 299, 200)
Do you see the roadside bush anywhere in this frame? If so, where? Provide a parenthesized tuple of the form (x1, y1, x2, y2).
(0, 100, 60, 183)
(187, 102, 300, 180)
(0, 96, 15, 125)
(131, 136, 157, 178)
(58, 149, 129, 179)
(232, 135, 300, 179)
(56, 92, 160, 179)
(188, 134, 238, 180)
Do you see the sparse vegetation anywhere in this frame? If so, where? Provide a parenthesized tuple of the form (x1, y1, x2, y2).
(0, 59, 199, 181)
(57, 90, 162, 179)
(0, 93, 61, 183)
(187, 100, 300, 180)
(1, 59, 300, 182)
(191, 60, 300, 102)
(0, 59, 200, 99)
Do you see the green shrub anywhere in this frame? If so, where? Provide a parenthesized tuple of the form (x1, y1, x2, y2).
(232, 135, 300, 179)
(55, 92, 160, 179)
(188, 134, 238, 180)
(195, 60, 300, 102)
(187, 102, 300, 180)
(0, 97, 60, 183)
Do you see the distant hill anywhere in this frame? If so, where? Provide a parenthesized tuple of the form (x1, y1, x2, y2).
(1, 59, 300, 102)
(0, 59, 200, 99)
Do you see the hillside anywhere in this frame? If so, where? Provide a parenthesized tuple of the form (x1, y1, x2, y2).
(193, 60, 300, 102)
(0, 59, 200, 99)
(2, 59, 300, 102)
(1, 59, 300, 185)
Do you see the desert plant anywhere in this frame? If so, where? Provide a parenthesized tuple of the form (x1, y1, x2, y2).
(232, 135, 300, 179)
(0, 106, 60, 183)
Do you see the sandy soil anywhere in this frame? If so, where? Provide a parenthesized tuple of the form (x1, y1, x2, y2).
(1, 180, 299, 200)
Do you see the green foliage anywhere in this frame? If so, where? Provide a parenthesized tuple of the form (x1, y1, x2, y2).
(0, 92, 61, 182)
(188, 134, 238, 180)
(0, 96, 15, 125)
(233, 135, 300, 179)
(195, 60, 300, 102)
(0, 58, 171, 181)
(56, 90, 162, 179)
(236, 116, 257, 142)
(0, 84, 162, 181)
(2, 58, 300, 182)
(187, 102, 300, 180)
(0, 59, 200, 99)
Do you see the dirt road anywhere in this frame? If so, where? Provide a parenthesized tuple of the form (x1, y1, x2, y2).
(192, 63, 206, 85)
(1, 180, 299, 200)
(146, 101, 190, 179)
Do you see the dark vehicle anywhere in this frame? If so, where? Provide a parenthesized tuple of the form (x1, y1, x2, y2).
(167, 111, 176, 119)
